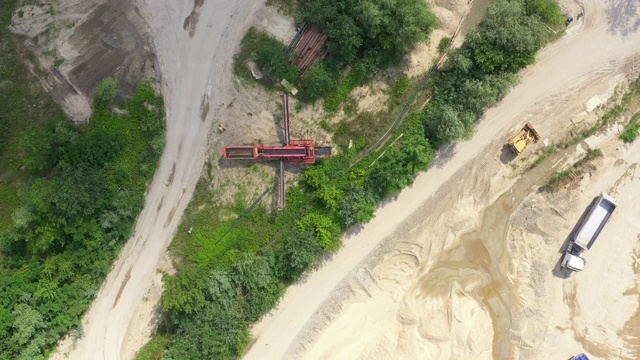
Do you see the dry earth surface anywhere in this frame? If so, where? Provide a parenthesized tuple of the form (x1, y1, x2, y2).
(11, 0, 154, 122)
(244, 0, 640, 359)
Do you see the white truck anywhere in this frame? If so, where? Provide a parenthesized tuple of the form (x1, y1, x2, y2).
(561, 193, 616, 272)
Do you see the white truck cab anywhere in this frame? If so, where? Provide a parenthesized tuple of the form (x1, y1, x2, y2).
(561, 253, 585, 272)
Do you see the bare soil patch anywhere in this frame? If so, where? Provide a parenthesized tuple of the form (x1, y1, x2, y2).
(11, 0, 154, 122)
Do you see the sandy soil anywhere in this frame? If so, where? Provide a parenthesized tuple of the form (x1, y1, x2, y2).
(244, 0, 640, 359)
(49, 0, 264, 359)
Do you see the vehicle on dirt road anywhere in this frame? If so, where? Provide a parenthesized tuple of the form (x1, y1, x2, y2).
(561, 193, 616, 272)
(505, 122, 541, 154)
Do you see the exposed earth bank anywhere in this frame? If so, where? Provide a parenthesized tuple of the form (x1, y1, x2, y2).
(10, 0, 155, 122)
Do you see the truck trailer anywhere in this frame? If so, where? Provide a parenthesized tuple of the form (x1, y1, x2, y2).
(561, 193, 616, 272)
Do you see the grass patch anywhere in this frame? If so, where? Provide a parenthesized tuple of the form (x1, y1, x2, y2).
(620, 111, 640, 143)
(539, 149, 602, 192)
(266, 0, 295, 16)
(387, 74, 411, 108)
(529, 145, 557, 169)
(133, 333, 171, 360)
(233, 27, 271, 82)
(332, 112, 389, 150)
(323, 71, 363, 112)
(170, 178, 278, 270)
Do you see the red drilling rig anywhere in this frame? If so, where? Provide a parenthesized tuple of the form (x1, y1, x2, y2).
(223, 94, 331, 209)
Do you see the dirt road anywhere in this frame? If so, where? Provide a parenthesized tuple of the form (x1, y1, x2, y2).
(244, 0, 640, 359)
(50, 1, 263, 359)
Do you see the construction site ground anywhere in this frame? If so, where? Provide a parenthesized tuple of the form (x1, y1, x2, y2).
(25, 0, 638, 358)
(245, 1, 640, 359)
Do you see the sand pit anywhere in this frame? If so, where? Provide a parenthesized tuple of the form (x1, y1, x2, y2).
(244, 1, 640, 359)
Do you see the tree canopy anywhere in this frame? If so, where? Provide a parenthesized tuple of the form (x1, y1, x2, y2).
(298, 0, 438, 72)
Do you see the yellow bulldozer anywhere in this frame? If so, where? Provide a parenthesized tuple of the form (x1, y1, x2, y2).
(506, 122, 541, 154)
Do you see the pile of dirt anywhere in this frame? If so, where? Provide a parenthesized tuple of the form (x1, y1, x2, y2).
(11, 0, 154, 122)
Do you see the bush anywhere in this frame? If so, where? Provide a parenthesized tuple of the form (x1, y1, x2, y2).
(95, 77, 118, 105)
(0, 83, 166, 359)
(525, 0, 564, 26)
(252, 36, 297, 83)
(301, 63, 335, 101)
(620, 113, 640, 142)
(438, 36, 451, 53)
(298, 0, 438, 72)
(466, 0, 549, 74)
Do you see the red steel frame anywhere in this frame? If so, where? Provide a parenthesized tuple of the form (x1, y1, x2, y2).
(223, 94, 330, 208)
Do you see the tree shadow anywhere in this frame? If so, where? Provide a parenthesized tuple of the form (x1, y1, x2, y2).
(377, 192, 400, 207)
(430, 142, 457, 169)
(606, 0, 640, 37)
(345, 223, 365, 237)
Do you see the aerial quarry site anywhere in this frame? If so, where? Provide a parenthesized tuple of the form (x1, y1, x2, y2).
(4, 0, 640, 359)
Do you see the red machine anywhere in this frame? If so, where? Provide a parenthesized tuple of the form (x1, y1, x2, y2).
(223, 94, 331, 208)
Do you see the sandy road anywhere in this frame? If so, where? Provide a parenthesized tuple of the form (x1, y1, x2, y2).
(244, 0, 640, 358)
(51, 1, 263, 359)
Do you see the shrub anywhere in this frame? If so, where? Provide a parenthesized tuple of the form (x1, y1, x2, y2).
(252, 36, 297, 83)
(301, 63, 335, 101)
(438, 36, 451, 53)
(95, 77, 119, 105)
(620, 113, 640, 143)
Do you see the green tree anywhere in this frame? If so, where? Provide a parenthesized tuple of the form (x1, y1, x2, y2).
(525, 0, 564, 26)
(277, 229, 324, 282)
(299, 0, 437, 72)
(316, 184, 343, 211)
(422, 103, 474, 144)
(466, 0, 548, 73)
(402, 134, 434, 173)
(161, 265, 208, 314)
(11, 304, 46, 345)
(252, 37, 297, 82)
(205, 270, 237, 309)
(95, 77, 118, 105)
(302, 164, 330, 189)
(164, 301, 249, 360)
(325, 14, 362, 68)
(302, 63, 335, 100)
(337, 185, 376, 228)
(367, 147, 414, 197)
(296, 212, 341, 251)
(231, 253, 281, 321)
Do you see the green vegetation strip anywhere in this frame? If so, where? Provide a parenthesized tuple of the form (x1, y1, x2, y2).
(0, 3, 166, 354)
(530, 76, 640, 168)
(539, 149, 602, 193)
(620, 111, 640, 143)
(0, 81, 165, 360)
